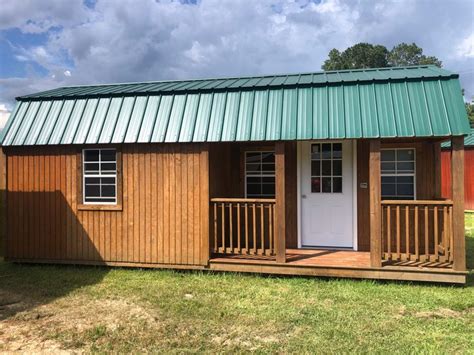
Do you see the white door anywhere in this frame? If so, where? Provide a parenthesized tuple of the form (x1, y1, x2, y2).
(300, 141, 353, 248)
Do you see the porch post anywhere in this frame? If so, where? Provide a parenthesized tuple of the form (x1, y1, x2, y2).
(451, 136, 465, 271)
(369, 139, 382, 267)
(275, 142, 286, 263)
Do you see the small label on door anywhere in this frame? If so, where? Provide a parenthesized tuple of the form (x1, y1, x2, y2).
(360, 182, 368, 189)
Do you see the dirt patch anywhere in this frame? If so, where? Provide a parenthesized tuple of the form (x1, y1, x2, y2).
(0, 294, 160, 352)
(414, 307, 474, 319)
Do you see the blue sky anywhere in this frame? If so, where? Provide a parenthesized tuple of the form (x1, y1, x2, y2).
(0, 0, 473, 116)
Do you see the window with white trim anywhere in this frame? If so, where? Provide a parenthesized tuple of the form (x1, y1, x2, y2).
(83, 149, 117, 204)
(310, 143, 343, 193)
(381, 148, 415, 200)
(245, 151, 275, 198)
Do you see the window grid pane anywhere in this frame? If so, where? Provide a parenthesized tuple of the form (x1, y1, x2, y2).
(83, 149, 117, 204)
(310, 143, 343, 193)
(381, 148, 415, 200)
(245, 151, 275, 198)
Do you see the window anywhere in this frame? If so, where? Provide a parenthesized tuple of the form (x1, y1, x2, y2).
(381, 148, 415, 200)
(83, 149, 117, 204)
(245, 151, 275, 198)
(310, 143, 342, 193)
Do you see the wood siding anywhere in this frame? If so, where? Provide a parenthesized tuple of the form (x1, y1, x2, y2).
(441, 148, 474, 211)
(4, 144, 210, 266)
(357, 140, 440, 251)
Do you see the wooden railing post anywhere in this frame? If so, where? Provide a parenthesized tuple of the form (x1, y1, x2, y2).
(451, 136, 465, 271)
(275, 142, 286, 263)
(369, 140, 382, 267)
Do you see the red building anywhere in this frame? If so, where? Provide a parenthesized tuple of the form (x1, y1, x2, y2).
(442, 128, 474, 211)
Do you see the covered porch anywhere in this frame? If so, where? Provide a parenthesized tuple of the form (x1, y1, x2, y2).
(207, 138, 467, 283)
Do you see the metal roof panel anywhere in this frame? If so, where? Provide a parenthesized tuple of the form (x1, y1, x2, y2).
(406, 81, 432, 136)
(11, 101, 41, 145)
(3, 66, 469, 146)
(280, 89, 297, 140)
(23, 101, 53, 145)
(178, 94, 200, 142)
(265, 89, 283, 140)
(150, 95, 174, 142)
(36, 100, 65, 145)
(48, 100, 75, 145)
(98, 97, 124, 144)
(296, 88, 312, 139)
(111, 96, 136, 143)
(73, 99, 99, 144)
(124, 96, 148, 143)
(312, 86, 329, 139)
(2, 101, 29, 145)
(164, 95, 187, 142)
(206, 93, 227, 142)
(250, 90, 268, 141)
(85, 98, 111, 144)
(390, 82, 415, 137)
(343, 86, 362, 138)
(374, 84, 397, 137)
(359, 84, 380, 138)
(328, 86, 345, 138)
(61, 99, 87, 144)
(137, 96, 161, 143)
(192, 93, 213, 142)
(235, 91, 255, 141)
(220, 92, 240, 141)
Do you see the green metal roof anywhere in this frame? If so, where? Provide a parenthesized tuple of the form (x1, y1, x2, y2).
(442, 127, 474, 148)
(1, 65, 470, 146)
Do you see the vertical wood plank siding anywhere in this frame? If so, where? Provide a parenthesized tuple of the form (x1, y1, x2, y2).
(4, 144, 209, 266)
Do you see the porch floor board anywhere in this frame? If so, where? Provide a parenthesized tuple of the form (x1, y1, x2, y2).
(209, 249, 466, 284)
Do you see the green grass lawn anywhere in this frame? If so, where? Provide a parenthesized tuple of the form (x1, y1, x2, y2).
(0, 225, 473, 352)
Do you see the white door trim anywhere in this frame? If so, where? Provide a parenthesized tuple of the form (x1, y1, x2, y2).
(296, 140, 358, 250)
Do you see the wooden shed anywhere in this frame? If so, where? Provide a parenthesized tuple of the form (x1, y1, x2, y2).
(441, 128, 474, 211)
(0, 65, 471, 283)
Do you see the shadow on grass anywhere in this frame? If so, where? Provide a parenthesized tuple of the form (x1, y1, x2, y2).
(0, 189, 109, 320)
(0, 262, 109, 320)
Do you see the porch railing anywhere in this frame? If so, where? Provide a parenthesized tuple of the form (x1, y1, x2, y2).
(381, 200, 453, 263)
(210, 198, 276, 256)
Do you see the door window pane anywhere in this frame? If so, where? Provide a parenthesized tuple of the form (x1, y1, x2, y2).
(333, 160, 342, 176)
(322, 177, 331, 193)
(310, 143, 343, 193)
(322, 160, 331, 176)
(333, 177, 342, 193)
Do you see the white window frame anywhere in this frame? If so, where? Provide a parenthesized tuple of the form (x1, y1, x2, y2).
(380, 148, 416, 200)
(310, 142, 343, 194)
(244, 151, 275, 198)
(82, 148, 117, 205)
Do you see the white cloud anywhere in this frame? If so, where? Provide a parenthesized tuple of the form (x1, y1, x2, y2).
(457, 33, 474, 59)
(0, 105, 10, 131)
(1, 0, 473, 106)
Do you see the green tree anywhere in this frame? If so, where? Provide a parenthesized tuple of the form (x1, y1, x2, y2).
(322, 43, 389, 70)
(388, 43, 442, 67)
(322, 42, 442, 71)
(466, 102, 474, 126)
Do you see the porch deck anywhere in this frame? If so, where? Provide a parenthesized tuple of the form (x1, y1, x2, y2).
(209, 249, 467, 284)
